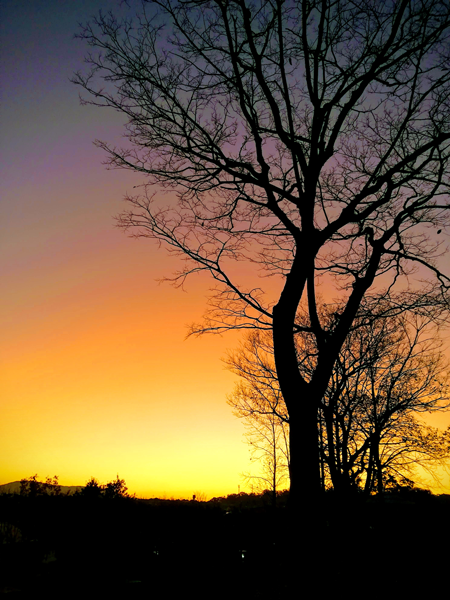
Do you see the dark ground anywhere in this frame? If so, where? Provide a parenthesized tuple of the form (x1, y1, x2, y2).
(0, 490, 448, 598)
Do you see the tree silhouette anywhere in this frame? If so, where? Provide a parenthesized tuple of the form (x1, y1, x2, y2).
(365, 415, 450, 493)
(19, 475, 61, 497)
(319, 307, 450, 493)
(80, 477, 104, 499)
(226, 306, 450, 494)
(74, 0, 450, 507)
(103, 475, 130, 499)
(241, 406, 290, 503)
(226, 331, 290, 502)
(79, 476, 130, 499)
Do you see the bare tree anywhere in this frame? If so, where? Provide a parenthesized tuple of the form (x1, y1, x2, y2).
(320, 308, 450, 493)
(74, 0, 450, 508)
(226, 332, 290, 503)
(366, 414, 450, 493)
(225, 330, 287, 428)
(226, 307, 450, 494)
(241, 410, 290, 503)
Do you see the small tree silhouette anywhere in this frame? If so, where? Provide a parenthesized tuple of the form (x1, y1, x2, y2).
(19, 475, 61, 497)
(79, 475, 130, 499)
(103, 475, 129, 499)
(80, 477, 104, 498)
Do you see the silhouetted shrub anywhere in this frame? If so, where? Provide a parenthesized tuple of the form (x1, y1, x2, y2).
(19, 475, 61, 497)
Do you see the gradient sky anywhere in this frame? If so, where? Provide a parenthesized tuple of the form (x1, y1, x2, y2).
(1, 0, 449, 497)
(0, 0, 255, 499)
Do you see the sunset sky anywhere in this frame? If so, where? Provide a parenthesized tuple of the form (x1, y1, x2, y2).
(1, 0, 449, 498)
(0, 0, 254, 499)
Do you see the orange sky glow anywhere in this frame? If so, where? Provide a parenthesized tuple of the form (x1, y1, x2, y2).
(1, 0, 449, 498)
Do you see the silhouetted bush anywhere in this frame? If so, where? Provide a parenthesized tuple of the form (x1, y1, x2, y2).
(19, 474, 61, 497)
(77, 475, 131, 499)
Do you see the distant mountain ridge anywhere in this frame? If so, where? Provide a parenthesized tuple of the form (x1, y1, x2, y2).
(0, 481, 82, 495)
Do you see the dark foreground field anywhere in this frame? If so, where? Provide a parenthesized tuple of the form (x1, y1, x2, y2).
(0, 490, 449, 598)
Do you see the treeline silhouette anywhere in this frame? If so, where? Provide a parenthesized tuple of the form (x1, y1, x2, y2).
(1, 476, 449, 597)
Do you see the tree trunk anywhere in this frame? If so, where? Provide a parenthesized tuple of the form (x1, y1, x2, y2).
(324, 405, 340, 490)
(284, 402, 321, 594)
(288, 402, 321, 507)
(365, 445, 375, 494)
(372, 434, 384, 494)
